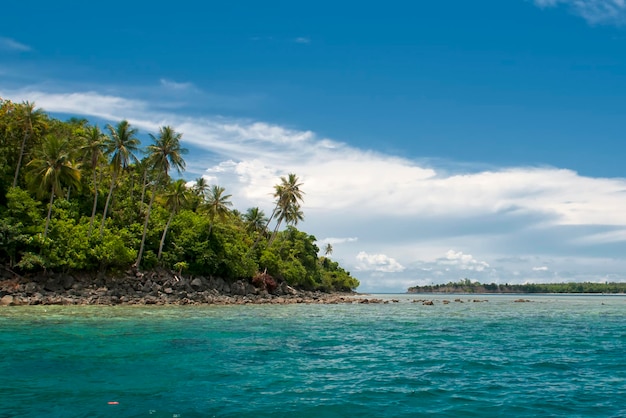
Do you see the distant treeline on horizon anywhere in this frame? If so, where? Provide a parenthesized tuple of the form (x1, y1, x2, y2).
(407, 279, 626, 294)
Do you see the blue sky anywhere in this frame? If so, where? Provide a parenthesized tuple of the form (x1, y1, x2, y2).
(2, 0, 626, 291)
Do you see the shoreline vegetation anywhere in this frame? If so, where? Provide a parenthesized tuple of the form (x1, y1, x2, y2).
(0, 98, 360, 302)
(407, 279, 626, 294)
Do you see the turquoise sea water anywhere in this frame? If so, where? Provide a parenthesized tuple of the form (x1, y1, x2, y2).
(1, 294, 625, 418)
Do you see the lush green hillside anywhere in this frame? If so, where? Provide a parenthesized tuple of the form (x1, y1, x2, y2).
(408, 279, 626, 294)
(0, 98, 359, 292)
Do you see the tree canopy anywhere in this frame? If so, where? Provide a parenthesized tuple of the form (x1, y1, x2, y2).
(0, 98, 359, 292)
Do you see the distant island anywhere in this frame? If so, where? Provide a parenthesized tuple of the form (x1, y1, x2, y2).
(407, 279, 626, 294)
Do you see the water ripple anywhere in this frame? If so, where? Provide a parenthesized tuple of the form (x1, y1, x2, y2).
(1, 295, 625, 417)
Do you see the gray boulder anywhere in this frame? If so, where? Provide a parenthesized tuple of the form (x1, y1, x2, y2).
(230, 281, 246, 296)
(190, 277, 204, 291)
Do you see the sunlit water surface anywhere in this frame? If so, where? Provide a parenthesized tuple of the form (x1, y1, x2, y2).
(1, 294, 625, 417)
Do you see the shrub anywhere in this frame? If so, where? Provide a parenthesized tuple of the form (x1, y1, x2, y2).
(252, 271, 277, 292)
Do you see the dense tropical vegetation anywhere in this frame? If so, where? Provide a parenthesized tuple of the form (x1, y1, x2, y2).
(408, 279, 626, 294)
(0, 98, 359, 292)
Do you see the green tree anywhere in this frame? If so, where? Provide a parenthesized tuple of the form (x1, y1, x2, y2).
(244, 207, 268, 235)
(0, 99, 18, 190)
(13, 101, 47, 188)
(282, 203, 304, 227)
(193, 176, 209, 199)
(80, 125, 107, 235)
(268, 173, 304, 246)
(26, 135, 81, 238)
(319, 257, 359, 291)
(0, 218, 29, 268)
(324, 243, 333, 256)
(101, 120, 140, 235)
(205, 185, 232, 236)
(136, 126, 187, 267)
(190, 176, 209, 211)
(158, 179, 190, 260)
(260, 226, 319, 288)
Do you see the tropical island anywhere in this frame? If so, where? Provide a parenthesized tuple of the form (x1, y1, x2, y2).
(0, 98, 360, 305)
(407, 279, 626, 294)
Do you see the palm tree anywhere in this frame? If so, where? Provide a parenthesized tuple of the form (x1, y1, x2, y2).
(190, 176, 209, 211)
(80, 125, 107, 236)
(100, 120, 140, 235)
(324, 243, 333, 256)
(244, 207, 268, 235)
(26, 135, 81, 238)
(136, 157, 155, 207)
(283, 202, 304, 226)
(135, 126, 187, 268)
(205, 185, 232, 236)
(193, 176, 210, 199)
(268, 173, 304, 246)
(13, 101, 46, 187)
(157, 179, 189, 260)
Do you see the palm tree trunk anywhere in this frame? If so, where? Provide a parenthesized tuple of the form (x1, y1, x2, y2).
(129, 169, 135, 201)
(135, 176, 160, 268)
(157, 211, 175, 260)
(44, 187, 54, 238)
(267, 205, 284, 247)
(12, 131, 29, 188)
(267, 219, 283, 247)
(250, 206, 277, 250)
(140, 169, 148, 206)
(207, 212, 216, 237)
(88, 168, 99, 236)
(100, 170, 117, 236)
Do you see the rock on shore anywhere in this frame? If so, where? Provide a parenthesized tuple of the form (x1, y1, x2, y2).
(0, 269, 360, 306)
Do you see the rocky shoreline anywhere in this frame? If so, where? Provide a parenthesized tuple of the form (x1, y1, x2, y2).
(0, 268, 367, 306)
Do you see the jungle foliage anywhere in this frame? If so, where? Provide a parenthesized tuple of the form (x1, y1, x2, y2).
(0, 98, 359, 291)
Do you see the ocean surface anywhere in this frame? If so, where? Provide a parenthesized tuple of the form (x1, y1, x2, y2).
(1, 294, 625, 417)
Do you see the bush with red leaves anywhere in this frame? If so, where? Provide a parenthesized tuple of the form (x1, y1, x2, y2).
(252, 272, 277, 293)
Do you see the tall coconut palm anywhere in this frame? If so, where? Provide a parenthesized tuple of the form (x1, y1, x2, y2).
(244, 207, 268, 235)
(324, 243, 333, 256)
(194, 176, 209, 203)
(283, 203, 304, 227)
(157, 179, 189, 260)
(135, 126, 187, 268)
(13, 101, 46, 187)
(205, 185, 232, 236)
(26, 135, 81, 238)
(80, 125, 107, 236)
(136, 157, 154, 207)
(189, 176, 209, 211)
(100, 120, 140, 235)
(268, 173, 304, 246)
(193, 176, 209, 198)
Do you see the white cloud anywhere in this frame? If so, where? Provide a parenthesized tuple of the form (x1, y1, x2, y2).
(355, 252, 405, 273)
(294, 37, 311, 44)
(440, 250, 490, 272)
(532, 266, 549, 271)
(5, 87, 626, 232)
(1, 90, 151, 127)
(573, 228, 626, 244)
(0, 37, 31, 52)
(534, 0, 626, 25)
(160, 78, 194, 91)
(3, 86, 626, 291)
